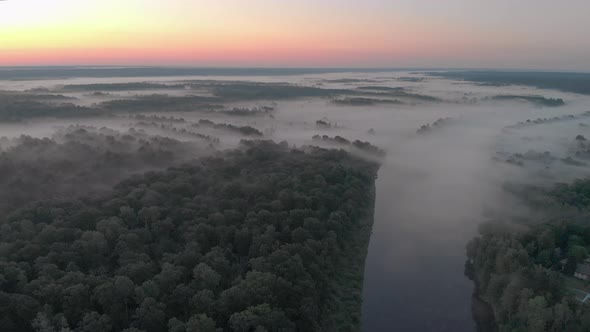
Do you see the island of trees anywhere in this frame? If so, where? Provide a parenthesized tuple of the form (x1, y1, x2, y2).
(490, 95, 565, 107)
(416, 117, 454, 135)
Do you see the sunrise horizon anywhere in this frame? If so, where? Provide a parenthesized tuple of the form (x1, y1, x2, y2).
(3, 2, 590, 332)
(1, 64, 589, 73)
(2, 0, 590, 71)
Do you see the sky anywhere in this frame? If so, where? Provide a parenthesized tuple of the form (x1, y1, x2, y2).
(1, 0, 589, 70)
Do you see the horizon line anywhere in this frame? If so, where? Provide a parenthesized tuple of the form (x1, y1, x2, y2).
(0, 65, 589, 73)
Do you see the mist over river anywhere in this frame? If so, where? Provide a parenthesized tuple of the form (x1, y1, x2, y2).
(3, 69, 590, 331)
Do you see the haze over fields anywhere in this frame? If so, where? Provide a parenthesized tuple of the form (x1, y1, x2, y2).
(1, 68, 590, 330)
(2, 1, 590, 331)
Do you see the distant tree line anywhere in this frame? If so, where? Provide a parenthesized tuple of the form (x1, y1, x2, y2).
(491, 95, 565, 107)
(196, 119, 263, 137)
(430, 71, 590, 95)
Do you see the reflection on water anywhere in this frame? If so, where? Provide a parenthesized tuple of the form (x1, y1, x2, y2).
(471, 293, 498, 332)
(465, 261, 498, 332)
(361, 160, 478, 332)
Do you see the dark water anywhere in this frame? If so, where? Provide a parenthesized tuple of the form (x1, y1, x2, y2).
(361, 165, 478, 332)
(471, 293, 498, 332)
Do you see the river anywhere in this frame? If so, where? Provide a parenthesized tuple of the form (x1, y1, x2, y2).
(358, 114, 510, 332)
(361, 160, 478, 331)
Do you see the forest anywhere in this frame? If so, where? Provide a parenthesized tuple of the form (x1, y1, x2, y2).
(0, 126, 210, 214)
(466, 180, 590, 332)
(0, 139, 380, 332)
(431, 71, 590, 95)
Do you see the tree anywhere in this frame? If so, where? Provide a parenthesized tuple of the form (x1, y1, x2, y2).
(228, 304, 294, 332)
(186, 314, 216, 332)
(0, 141, 380, 331)
(77, 312, 112, 332)
(191, 290, 215, 314)
(132, 298, 166, 332)
(114, 276, 135, 323)
(167, 318, 186, 332)
(525, 296, 549, 332)
(193, 263, 221, 290)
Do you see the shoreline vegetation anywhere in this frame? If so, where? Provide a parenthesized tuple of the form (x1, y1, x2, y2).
(0, 140, 381, 331)
(466, 180, 590, 332)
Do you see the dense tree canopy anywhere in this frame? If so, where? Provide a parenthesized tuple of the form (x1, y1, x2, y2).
(467, 180, 590, 332)
(0, 126, 209, 214)
(0, 140, 379, 331)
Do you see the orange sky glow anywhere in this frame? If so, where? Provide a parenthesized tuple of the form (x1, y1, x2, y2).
(1, 0, 589, 69)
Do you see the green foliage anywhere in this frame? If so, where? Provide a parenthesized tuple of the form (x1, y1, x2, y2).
(0, 126, 205, 213)
(0, 141, 379, 331)
(552, 179, 590, 209)
(467, 180, 590, 331)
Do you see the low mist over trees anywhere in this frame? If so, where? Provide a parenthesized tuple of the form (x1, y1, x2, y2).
(491, 95, 565, 107)
(0, 126, 208, 214)
(0, 92, 99, 122)
(0, 141, 379, 331)
(467, 180, 590, 332)
(430, 71, 590, 95)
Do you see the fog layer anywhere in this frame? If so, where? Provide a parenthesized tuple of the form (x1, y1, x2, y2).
(2, 70, 589, 331)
